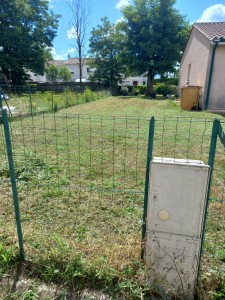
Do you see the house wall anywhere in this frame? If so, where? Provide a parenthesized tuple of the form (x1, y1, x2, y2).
(207, 45, 225, 111)
(28, 72, 47, 83)
(28, 62, 94, 83)
(120, 76, 147, 86)
(63, 63, 94, 81)
(179, 28, 211, 108)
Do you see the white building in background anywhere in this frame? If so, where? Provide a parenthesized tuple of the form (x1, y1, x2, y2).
(28, 58, 147, 86)
(119, 76, 147, 86)
(28, 72, 47, 83)
(28, 58, 94, 83)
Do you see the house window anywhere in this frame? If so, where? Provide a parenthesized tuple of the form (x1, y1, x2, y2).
(87, 67, 90, 73)
(133, 81, 138, 86)
(69, 67, 75, 75)
(143, 81, 146, 85)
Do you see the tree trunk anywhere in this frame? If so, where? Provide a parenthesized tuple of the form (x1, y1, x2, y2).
(145, 69, 154, 96)
(111, 84, 119, 96)
(78, 55, 83, 86)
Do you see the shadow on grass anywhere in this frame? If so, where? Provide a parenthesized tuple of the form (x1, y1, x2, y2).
(1, 256, 160, 299)
(117, 95, 168, 100)
(10, 262, 23, 294)
(214, 112, 225, 119)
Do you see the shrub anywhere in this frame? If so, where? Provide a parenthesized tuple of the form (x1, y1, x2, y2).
(156, 84, 177, 96)
(120, 86, 129, 96)
(133, 87, 139, 95)
(169, 85, 178, 95)
(137, 85, 147, 95)
(126, 86, 133, 94)
(154, 78, 179, 85)
(84, 87, 94, 102)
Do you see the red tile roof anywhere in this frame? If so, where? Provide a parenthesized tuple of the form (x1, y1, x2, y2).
(194, 22, 225, 41)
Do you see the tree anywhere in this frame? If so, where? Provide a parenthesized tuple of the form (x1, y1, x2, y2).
(46, 64, 58, 82)
(89, 17, 127, 94)
(0, 0, 60, 85)
(120, 0, 190, 95)
(58, 66, 72, 82)
(66, 0, 90, 85)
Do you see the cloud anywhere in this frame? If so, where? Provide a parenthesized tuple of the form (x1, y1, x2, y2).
(68, 48, 76, 54)
(50, 48, 67, 60)
(116, 0, 130, 9)
(54, 54, 66, 60)
(197, 4, 225, 22)
(67, 27, 77, 39)
(116, 17, 125, 24)
(50, 48, 57, 56)
(47, 0, 54, 9)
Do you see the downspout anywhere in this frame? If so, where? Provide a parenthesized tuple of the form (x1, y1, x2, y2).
(205, 41, 218, 110)
(205, 38, 225, 110)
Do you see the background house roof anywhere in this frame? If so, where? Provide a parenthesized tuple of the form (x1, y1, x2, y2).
(194, 22, 225, 41)
(49, 58, 93, 67)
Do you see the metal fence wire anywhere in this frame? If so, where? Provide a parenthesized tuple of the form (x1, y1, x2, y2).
(0, 84, 111, 116)
(0, 112, 224, 293)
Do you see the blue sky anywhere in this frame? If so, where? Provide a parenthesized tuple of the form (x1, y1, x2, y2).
(48, 0, 225, 60)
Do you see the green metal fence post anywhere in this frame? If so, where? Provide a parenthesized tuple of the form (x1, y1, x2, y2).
(217, 121, 225, 148)
(207, 118, 220, 201)
(28, 85, 33, 115)
(2, 109, 25, 260)
(51, 86, 54, 111)
(199, 118, 219, 273)
(141, 116, 155, 259)
(66, 87, 69, 107)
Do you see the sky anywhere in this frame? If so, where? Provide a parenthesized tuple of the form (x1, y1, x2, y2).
(48, 0, 225, 60)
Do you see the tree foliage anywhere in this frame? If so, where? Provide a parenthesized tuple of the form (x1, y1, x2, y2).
(0, 0, 60, 84)
(120, 0, 190, 94)
(58, 66, 71, 82)
(89, 17, 127, 93)
(46, 64, 58, 82)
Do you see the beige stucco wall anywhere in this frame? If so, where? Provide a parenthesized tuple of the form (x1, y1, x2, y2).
(62, 63, 93, 81)
(179, 28, 211, 108)
(207, 45, 225, 111)
(28, 71, 47, 83)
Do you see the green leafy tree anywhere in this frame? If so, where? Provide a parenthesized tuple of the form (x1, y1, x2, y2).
(0, 0, 60, 85)
(58, 66, 72, 82)
(89, 17, 127, 94)
(46, 64, 58, 82)
(120, 0, 190, 95)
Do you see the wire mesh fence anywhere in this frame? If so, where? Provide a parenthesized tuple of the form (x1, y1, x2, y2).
(0, 112, 224, 296)
(200, 122, 225, 295)
(0, 113, 151, 267)
(149, 117, 225, 297)
(0, 84, 111, 116)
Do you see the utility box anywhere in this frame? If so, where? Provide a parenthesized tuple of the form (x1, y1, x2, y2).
(145, 158, 210, 299)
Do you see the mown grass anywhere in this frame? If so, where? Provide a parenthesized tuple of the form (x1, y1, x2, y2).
(0, 97, 224, 299)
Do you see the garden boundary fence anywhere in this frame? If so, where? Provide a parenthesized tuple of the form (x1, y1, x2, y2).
(0, 84, 111, 116)
(0, 106, 224, 296)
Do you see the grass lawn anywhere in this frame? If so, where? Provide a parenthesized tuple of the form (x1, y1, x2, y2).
(0, 96, 224, 299)
(58, 95, 215, 117)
